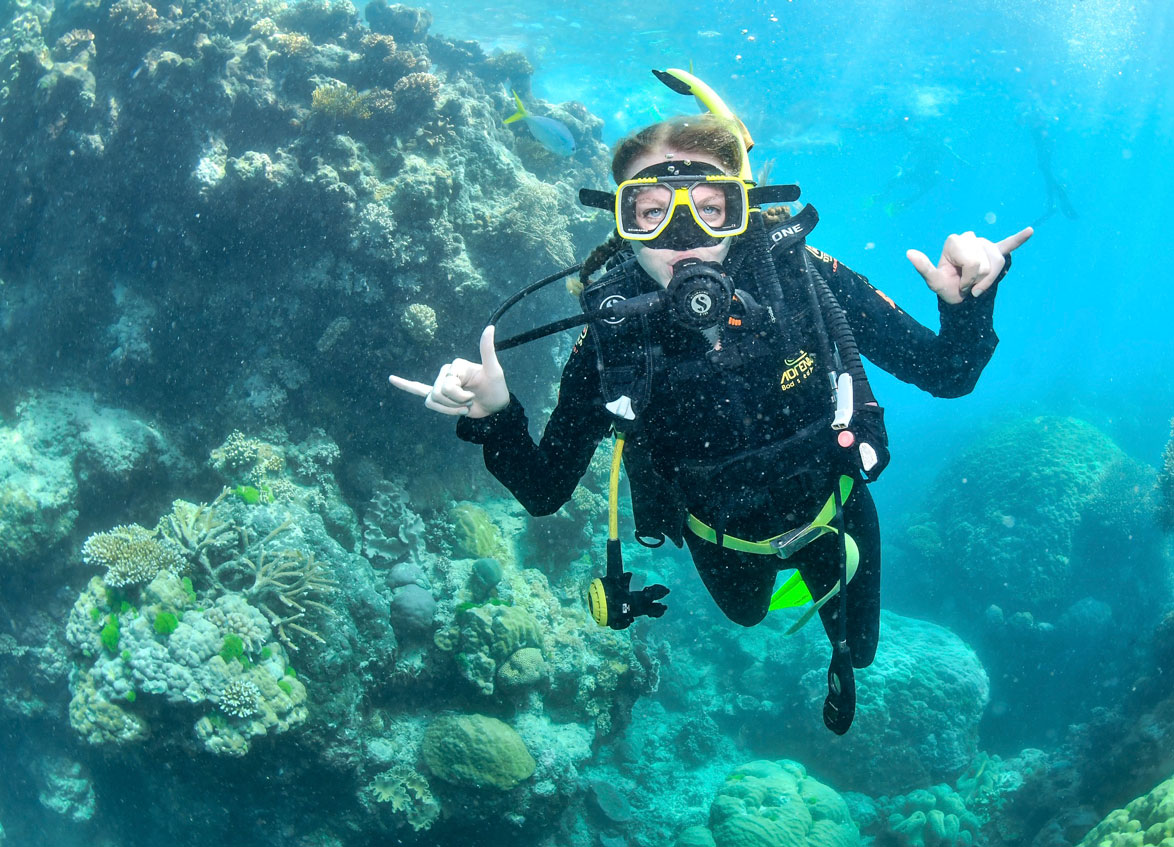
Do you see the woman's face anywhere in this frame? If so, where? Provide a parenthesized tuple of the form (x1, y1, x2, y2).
(622, 148, 734, 288)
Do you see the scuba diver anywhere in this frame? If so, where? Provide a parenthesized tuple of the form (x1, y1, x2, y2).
(390, 70, 1032, 734)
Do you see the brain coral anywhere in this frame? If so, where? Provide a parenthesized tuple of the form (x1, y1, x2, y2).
(1075, 773, 1174, 846)
(898, 415, 1160, 625)
(674, 759, 861, 847)
(421, 713, 535, 790)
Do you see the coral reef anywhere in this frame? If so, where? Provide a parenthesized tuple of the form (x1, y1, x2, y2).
(34, 756, 95, 823)
(673, 759, 861, 847)
(875, 785, 982, 847)
(81, 524, 188, 587)
(66, 569, 309, 756)
(0, 390, 189, 571)
(1075, 773, 1174, 846)
(897, 416, 1160, 627)
(892, 415, 1164, 744)
(729, 611, 989, 795)
(421, 713, 536, 790)
(0, 0, 610, 458)
(367, 764, 441, 831)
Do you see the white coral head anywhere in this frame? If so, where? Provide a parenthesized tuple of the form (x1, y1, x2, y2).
(218, 679, 262, 718)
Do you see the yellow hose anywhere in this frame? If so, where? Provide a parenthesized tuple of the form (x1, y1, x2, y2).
(608, 436, 625, 541)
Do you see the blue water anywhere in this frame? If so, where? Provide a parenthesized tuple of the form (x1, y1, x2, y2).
(1, 0, 1172, 844)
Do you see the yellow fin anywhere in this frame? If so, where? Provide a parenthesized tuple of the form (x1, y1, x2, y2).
(504, 89, 527, 125)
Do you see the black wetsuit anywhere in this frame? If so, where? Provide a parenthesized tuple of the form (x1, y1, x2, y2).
(458, 236, 1003, 667)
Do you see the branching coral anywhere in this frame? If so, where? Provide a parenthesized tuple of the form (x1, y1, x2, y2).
(211, 430, 286, 485)
(218, 678, 262, 718)
(157, 489, 236, 572)
(224, 519, 337, 650)
(81, 524, 187, 587)
(311, 82, 372, 121)
(158, 490, 335, 651)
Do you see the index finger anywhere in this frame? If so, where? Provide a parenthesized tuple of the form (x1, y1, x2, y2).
(996, 226, 1034, 254)
(389, 374, 432, 398)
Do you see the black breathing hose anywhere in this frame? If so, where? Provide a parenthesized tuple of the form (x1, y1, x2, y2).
(488, 263, 582, 328)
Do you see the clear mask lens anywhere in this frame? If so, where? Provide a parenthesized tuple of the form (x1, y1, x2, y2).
(617, 176, 748, 241)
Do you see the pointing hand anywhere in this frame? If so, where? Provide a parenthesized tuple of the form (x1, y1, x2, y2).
(907, 226, 1033, 304)
(389, 326, 510, 418)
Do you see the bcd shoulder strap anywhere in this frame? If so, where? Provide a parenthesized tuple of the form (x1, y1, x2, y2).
(579, 258, 658, 427)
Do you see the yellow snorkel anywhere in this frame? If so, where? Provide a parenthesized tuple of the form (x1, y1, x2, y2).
(652, 68, 755, 182)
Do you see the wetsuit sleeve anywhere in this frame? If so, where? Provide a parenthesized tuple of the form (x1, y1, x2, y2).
(456, 335, 613, 516)
(805, 245, 1009, 398)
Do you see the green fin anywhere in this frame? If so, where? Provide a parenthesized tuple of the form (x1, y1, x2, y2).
(769, 571, 813, 610)
(504, 89, 527, 125)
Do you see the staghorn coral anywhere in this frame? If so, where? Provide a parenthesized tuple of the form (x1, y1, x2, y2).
(223, 519, 337, 651)
(157, 490, 237, 571)
(81, 524, 188, 587)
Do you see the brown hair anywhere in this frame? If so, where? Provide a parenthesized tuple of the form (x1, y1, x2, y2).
(574, 115, 745, 293)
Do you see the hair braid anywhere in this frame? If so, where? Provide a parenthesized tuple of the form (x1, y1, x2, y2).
(570, 231, 625, 296)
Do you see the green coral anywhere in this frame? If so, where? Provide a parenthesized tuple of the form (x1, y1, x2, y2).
(220, 633, 246, 663)
(1076, 774, 1174, 846)
(421, 714, 535, 790)
(153, 611, 179, 636)
(99, 615, 120, 653)
(450, 503, 510, 563)
(454, 603, 543, 695)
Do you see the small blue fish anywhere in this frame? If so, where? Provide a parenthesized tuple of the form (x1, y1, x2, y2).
(504, 91, 576, 157)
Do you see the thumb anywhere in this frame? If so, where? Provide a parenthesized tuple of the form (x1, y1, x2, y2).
(906, 249, 936, 282)
(479, 325, 501, 373)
